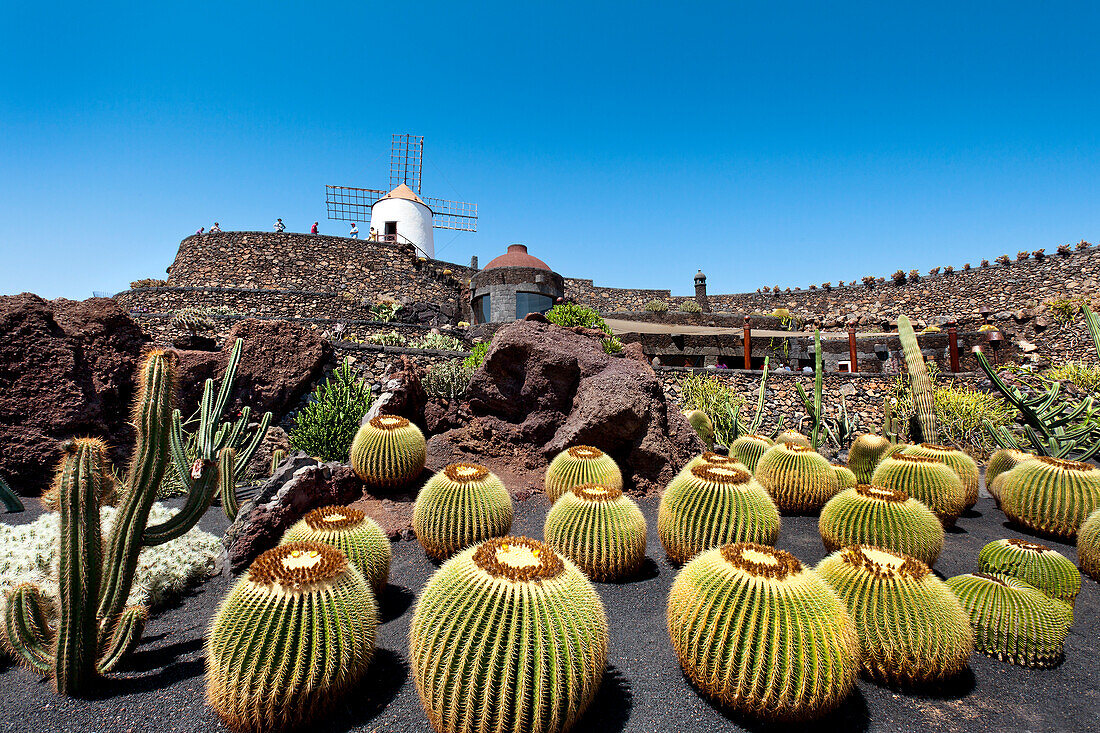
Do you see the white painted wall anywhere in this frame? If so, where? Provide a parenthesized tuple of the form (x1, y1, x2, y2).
(369, 198, 435, 258)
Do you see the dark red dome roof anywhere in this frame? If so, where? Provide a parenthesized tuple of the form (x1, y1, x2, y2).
(483, 244, 551, 271)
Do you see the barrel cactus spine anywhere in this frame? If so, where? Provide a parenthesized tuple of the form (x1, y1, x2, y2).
(848, 434, 896, 484)
(998, 456, 1100, 539)
(544, 445, 623, 501)
(349, 414, 427, 489)
(945, 572, 1073, 669)
(412, 463, 514, 560)
(816, 545, 973, 685)
(871, 454, 967, 526)
(903, 443, 980, 510)
(818, 484, 945, 565)
(1078, 508, 1100, 581)
(728, 434, 773, 472)
(683, 409, 715, 449)
(410, 536, 609, 733)
(832, 463, 858, 489)
(206, 541, 377, 733)
(754, 443, 839, 514)
(667, 543, 860, 722)
(280, 505, 392, 596)
(986, 449, 1035, 505)
(978, 539, 1081, 607)
(658, 463, 780, 563)
(544, 484, 647, 581)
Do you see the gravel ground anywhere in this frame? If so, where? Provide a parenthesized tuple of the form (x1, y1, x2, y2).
(1, 488, 1097, 733)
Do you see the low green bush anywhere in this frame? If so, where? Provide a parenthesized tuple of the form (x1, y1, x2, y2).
(678, 374, 744, 447)
(1046, 361, 1100, 393)
(368, 330, 406, 346)
(413, 333, 466, 351)
(644, 299, 669, 312)
(463, 342, 489, 369)
(423, 359, 473, 400)
(289, 359, 374, 461)
(679, 299, 702, 313)
(545, 303, 612, 334)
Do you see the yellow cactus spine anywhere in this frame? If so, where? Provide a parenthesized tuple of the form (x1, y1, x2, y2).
(816, 545, 974, 686)
(205, 542, 378, 732)
(1078, 508, 1100, 581)
(998, 456, 1100, 539)
(818, 484, 945, 565)
(544, 484, 648, 581)
(903, 443, 980, 509)
(543, 445, 623, 501)
(753, 443, 839, 514)
(349, 414, 427, 489)
(832, 463, 858, 489)
(728, 434, 774, 472)
(409, 537, 609, 733)
(848, 433, 895, 484)
(871, 454, 966, 526)
(978, 539, 1081, 607)
(412, 463, 514, 560)
(775, 430, 812, 449)
(658, 463, 780, 563)
(986, 449, 1036, 505)
(667, 543, 860, 722)
(280, 505, 392, 596)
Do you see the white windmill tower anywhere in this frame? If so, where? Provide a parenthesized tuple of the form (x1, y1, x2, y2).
(325, 134, 477, 259)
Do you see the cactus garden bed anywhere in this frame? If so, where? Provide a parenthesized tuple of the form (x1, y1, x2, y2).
(2, 486, 1097, 733)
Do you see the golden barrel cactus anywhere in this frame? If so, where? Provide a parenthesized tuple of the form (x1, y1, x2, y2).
(412, 463, 514, 560)
(986, 449, 1036, 505)
(978, 539, 1081, 606)
(903, 443, 980, 509)
(544, 445, 623, 501)
(280, 506, 391, 596)
(848, 434, 902, 484)
(754, 443, 839, 514)
(409, 537, 608, 733)
(818, 484, 945, 565)
(998, 456, 1100, 539)
(775, 430, 812, 449)
(544, 484, 647, 581)
(816, 545, 973, 685)
(871, 454, 966, 526)
(206, 542, 378, 733)
(728, 434, 774, 472)
(832, 463, 858, 489)
(1078, 508, 1100, 581)
(349, 414, 426, 489)
(682, 450, 743, 474)
(667, 543, 860, 722)
(658, 463, 780, 563)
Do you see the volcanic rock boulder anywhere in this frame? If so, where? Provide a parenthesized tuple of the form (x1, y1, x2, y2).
(0, 294, 148, 495)
(222, 454, 364, 572)
(426, 320, 703, 496)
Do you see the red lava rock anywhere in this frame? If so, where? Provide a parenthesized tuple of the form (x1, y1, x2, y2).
(0, 294, 148, 495)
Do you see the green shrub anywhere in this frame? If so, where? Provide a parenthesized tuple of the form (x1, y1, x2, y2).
(368, 330, 406, 346)
(644, 299, 669, 312)
(1046, 361, 1100, 392)
(423, 359, 473, 400)
(678, 374, 744, 447)
(463, 342, 489, 369)
(412, 333, 466, 351)
(679, 299, 702, 313)
(289, 359, 374, 461)
(368, 301, 401, 322)
(601, 336, 624, 354)
(545, 303, 612, 334)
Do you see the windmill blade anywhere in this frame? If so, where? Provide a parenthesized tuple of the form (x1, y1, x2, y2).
(390, 133, 424, 194)
(326, 185, 388, 222)
(428, 197, 478, 231)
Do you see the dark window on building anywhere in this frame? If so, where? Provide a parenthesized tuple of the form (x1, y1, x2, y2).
(473, 294, 491, 324)
(515, 291, 554, 319)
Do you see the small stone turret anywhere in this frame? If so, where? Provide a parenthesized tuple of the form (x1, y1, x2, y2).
(694, 270, 710, 313)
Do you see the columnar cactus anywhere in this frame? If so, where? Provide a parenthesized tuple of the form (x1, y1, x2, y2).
(978, 539, 1081, 606)
(544, 445, 623, 501)
(683, 409, 715, 449)
(775, 430, 812, 449)
(412, 463, 514, 560)
(848, 434, 898, 484)
(349, 415, 427, 489)
(409, 536, 609, 733)
(667, 543, 860, 722)
(206, 542, 377, 733)
(998, 456, 1100, 539)
(945, 572, 1073, 668)
(754, 443, 839, 514)
(1078, 508, 1100, 581)
(832, 463, 858, 489)
(658, 463, 780, 563)
(818, 485, 945, 565)
(871, 454, 967, 526)
(986, 449, 1036, 505)
(816, 545, 974, 685)
(544, 484, 647, 581)
(728, 434, 774, 472)
(903, 443, 980, 509)
(270, 448, 287, 476)
(281, 505, 392, 595)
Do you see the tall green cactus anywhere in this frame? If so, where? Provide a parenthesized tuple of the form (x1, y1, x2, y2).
(0, 472, 24, 513)
(3, 340, 266, 696)
(794, 330, 824, 448)
(897, 315, 938, 444)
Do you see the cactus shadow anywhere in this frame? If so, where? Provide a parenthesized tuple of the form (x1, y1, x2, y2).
(380, 583, 416, 623)
(607, 557, 660, 585)
(573, 665, 632, 733)
(691, 678, 870, 733)
(878, 666, 976, 701)
(92, 637, 207, 697)
(325, 647, 408, 732)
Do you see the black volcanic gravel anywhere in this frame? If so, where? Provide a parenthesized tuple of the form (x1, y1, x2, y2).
(1, 487, 1098, 733)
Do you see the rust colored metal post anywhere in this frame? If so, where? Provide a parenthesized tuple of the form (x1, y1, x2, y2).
(847, 322, 858, 372)
(947, 320, 960, 372)
(743, 316, 752, 370)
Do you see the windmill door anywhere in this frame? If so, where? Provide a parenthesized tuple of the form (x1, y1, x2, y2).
(384, 221, 397, 242)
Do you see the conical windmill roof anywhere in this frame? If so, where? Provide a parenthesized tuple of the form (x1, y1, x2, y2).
(377, 183, 427, 206)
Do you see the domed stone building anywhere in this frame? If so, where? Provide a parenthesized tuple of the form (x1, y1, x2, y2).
(469, 244, 564, 323)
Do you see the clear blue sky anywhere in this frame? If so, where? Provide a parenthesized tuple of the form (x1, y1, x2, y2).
(2, 1, 1098, 299)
